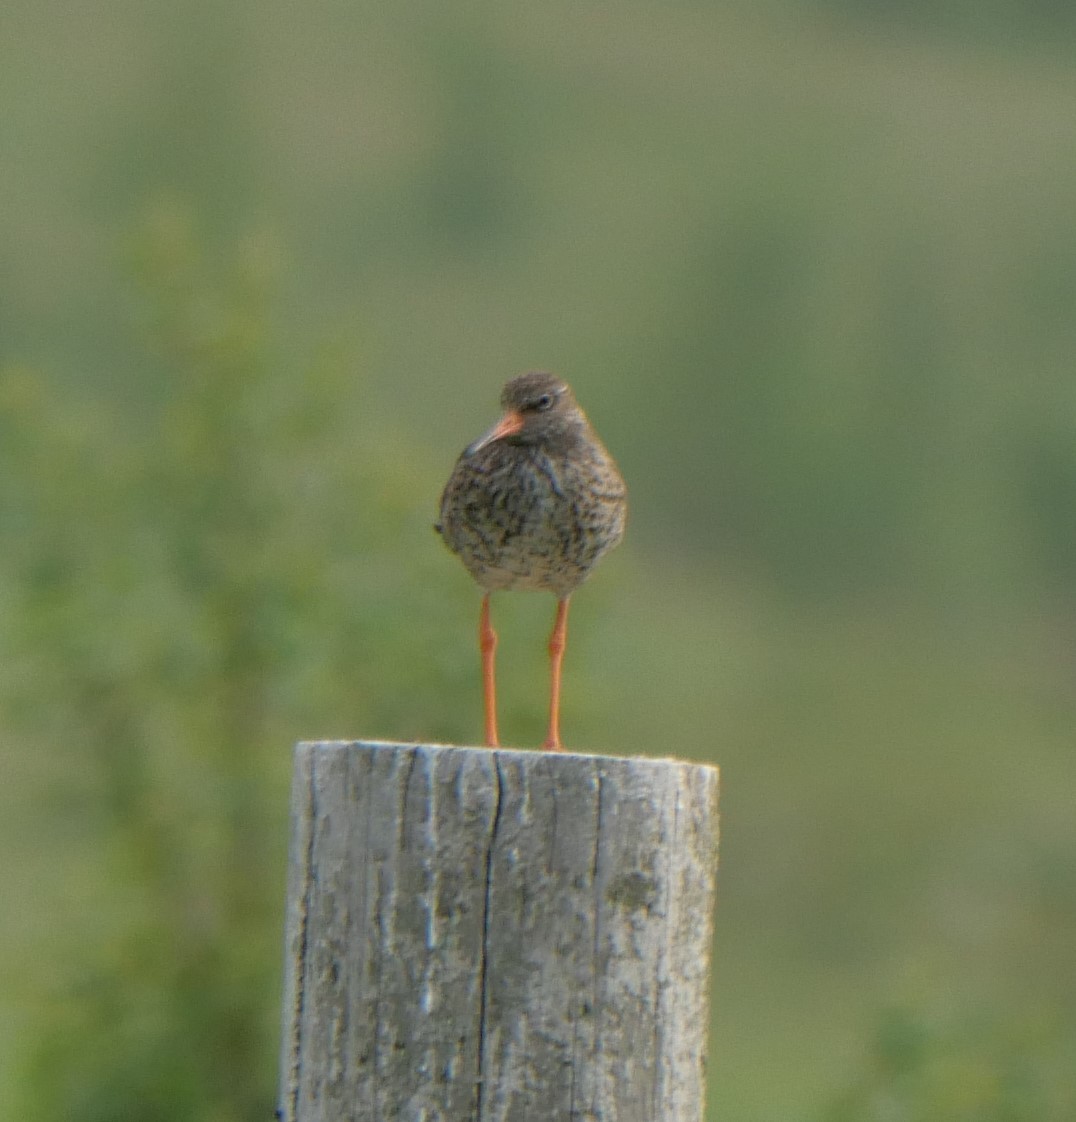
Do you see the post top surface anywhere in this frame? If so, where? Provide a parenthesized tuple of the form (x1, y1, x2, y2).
(296, 738, 719, 778)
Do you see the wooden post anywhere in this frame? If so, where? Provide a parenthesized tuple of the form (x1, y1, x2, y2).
(278, 740, 719, 1121)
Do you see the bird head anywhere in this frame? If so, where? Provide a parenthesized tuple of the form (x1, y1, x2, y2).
(465, 372, 586, 457)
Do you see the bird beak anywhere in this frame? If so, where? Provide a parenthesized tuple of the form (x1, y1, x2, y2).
(464, 410, 524, 457)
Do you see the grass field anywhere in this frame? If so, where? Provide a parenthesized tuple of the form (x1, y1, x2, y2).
(2, 2, 1076, 1118)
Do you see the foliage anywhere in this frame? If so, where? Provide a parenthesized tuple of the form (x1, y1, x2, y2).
(824, 1008, 1076, 1122)
(1, 208, 471, 1121)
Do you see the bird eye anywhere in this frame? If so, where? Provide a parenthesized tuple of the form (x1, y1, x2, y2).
(535, 393, 554, 412)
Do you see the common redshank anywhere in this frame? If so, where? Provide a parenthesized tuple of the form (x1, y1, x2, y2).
(436, 371, 627, 750)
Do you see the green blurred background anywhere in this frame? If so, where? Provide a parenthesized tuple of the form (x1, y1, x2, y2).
(3, 1, 1076, 1118)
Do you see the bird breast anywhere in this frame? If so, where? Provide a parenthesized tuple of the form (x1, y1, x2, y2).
(439, 441, 626, 596)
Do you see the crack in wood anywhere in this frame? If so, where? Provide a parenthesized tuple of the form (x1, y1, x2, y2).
(474, 751, 504, 1120)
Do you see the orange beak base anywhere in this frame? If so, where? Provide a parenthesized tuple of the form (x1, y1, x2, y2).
(465, 410, 524, 457)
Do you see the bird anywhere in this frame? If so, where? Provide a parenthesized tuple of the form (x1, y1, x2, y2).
(436, 371, 627, 751)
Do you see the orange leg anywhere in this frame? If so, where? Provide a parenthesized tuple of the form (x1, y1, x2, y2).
(543, 597, 571, 751)
(479, 593, 499, 747)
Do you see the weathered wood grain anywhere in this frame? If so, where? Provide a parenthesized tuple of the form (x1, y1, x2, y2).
(278, 741, 718, 1121)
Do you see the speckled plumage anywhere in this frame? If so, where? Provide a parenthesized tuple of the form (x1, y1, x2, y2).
(437, 372, 627, 597)
(436, 371, 627, 750)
